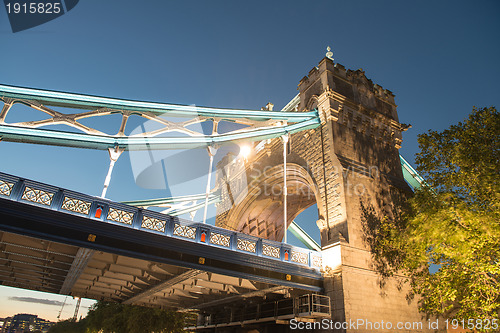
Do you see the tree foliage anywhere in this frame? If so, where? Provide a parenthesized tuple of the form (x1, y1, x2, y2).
(48, 319, 87, 333)
(85, 301, 186, 333)
(366, 107, 499, 324)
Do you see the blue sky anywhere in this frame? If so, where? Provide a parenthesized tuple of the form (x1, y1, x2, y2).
(0, 0, 499, 322)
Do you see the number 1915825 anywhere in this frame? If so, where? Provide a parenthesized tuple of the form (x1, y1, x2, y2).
(5, 2, 62, 14)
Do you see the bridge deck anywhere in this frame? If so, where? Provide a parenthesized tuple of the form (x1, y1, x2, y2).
(0, 172, 323, 309)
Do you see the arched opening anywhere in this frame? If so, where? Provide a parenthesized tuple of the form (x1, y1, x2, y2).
(222, 163, 320, 242)
(288, 203, 321, 250)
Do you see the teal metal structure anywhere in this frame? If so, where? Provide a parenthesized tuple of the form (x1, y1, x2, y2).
(0, 84, 320, 150)
(0, 83, 426, 251)
(399, 154, 425, 190)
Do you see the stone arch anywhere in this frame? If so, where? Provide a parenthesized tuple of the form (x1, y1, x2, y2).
(223, 163, 321, 241)
(305, 94, 319, 112)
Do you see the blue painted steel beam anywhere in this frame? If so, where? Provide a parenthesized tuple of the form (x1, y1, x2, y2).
(122, 192, 219, 206)
(167, 196, 221, 217)
(0, 84, 317, 122)
(289, 221, 321, 252)
(400, 155, 425, 190)
(0, 171, 323, 291)
(0, 198, 322, 292)
(0, 118, 320, 150)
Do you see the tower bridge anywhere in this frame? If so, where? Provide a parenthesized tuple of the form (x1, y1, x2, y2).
(0, 53, 430, 332)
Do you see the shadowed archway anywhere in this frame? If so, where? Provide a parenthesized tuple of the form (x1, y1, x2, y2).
(220, 163, 320, 241)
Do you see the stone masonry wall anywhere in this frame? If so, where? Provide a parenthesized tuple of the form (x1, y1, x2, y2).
(215, 57, 435, 332)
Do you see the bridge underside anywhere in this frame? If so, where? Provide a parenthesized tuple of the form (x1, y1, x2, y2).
(0, 229, 309, 310)
(0, 174, 322, 314)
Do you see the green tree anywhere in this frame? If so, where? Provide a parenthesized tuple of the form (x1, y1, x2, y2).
(85, 300, 186, 333)
(48, 318, 87, 333)
(366, 107, 499, 324)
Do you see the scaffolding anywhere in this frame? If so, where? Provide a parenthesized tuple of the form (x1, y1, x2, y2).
(186, 293, 331, 330)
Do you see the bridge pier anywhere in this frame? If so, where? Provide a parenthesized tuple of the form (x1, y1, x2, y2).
(215, 57, 436, 332)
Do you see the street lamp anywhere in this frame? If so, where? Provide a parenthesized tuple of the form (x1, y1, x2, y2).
(239, 144, 252, 160)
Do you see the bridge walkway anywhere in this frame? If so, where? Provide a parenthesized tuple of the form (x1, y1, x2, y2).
(0, 171, 323, 310)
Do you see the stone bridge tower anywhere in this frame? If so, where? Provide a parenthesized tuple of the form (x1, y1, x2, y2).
(215, 57, 431, 332)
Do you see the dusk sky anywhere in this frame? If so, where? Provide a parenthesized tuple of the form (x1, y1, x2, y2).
(0, 0, 499, 322)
